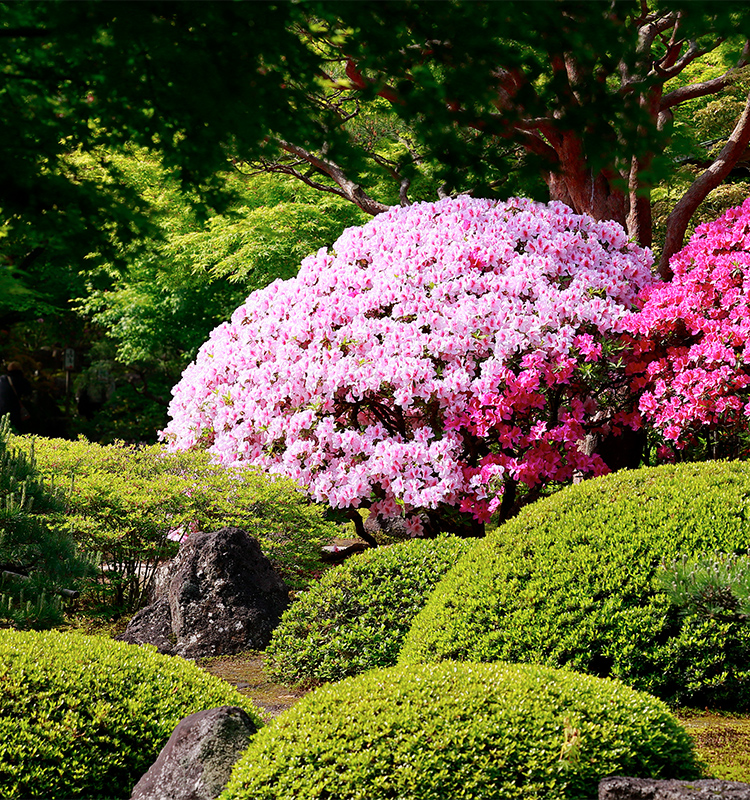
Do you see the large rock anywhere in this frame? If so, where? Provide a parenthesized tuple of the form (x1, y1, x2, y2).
(120, 598, 176, 655)
(130, 706, 258, 800)
(119, 527, 289, 659)
(599, 778, 750, 800)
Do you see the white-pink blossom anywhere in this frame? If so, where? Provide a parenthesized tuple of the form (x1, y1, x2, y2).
(162, 196, 654, 529)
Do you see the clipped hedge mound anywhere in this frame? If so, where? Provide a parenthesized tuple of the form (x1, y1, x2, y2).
(399, 462, 750, 708)
(264, 536, 475, 685)
(221, 661, 700, 800)
(0, 629, 264, 800)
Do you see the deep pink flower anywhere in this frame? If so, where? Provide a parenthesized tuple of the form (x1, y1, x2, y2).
(634, 198, 750, 445)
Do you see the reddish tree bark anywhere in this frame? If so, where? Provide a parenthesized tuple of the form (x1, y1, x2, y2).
(254, 6, 750, 278)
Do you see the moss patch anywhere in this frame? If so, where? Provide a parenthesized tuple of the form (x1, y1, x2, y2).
(678, 712, 750, 781)
(198, 651, 305, 722)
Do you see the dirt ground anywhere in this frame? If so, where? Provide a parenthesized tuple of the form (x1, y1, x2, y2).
(199, 650, 307, 722)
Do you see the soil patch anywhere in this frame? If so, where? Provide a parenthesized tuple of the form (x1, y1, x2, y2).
(198, 650, 308, 723)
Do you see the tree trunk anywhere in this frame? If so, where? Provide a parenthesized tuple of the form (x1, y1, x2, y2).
(659, 88, 750, 280)
(545, 131, 629, 230)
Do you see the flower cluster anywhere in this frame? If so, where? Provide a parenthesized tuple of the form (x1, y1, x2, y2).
(634, 198, 750, 444)
(162, 196, 653, 527)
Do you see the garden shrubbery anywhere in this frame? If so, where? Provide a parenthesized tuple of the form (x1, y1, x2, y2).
(264, 535, 475, 685)
(221, 661, 700, 800)
(11, 435, 338, 611)
(0, 628, 263, 800)
(399, 461, 750, 709)
(163, 196, 654, 534)
(0, 417, 93, 628)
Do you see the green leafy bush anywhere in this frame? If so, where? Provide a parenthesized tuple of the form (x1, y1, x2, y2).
(0, 628, 263, 800)
(0, 418, 93, 628)
(264, 536, 475, 686)
(11, 435, 338, 612)
(399, 462, 750, 709)
(221, 661, 700, 800)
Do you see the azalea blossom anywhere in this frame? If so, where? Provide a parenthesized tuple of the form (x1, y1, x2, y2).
(162, 196, 653, 530)
(634, 198, 750, 448)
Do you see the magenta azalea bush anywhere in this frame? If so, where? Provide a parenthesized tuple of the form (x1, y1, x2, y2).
(162, 197, 654, 532)
(634, 198, 750, 448)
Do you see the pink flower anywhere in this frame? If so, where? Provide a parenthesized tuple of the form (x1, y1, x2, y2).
(162, 196, 654, 525)
(634, 197, 750, 444)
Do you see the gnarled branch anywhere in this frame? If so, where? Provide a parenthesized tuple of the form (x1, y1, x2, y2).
(659, 87, 750, 279)
(277, 140, 390, 216)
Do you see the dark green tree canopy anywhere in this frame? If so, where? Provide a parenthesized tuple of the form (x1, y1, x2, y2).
(2, 0, 750, 300)
(280, 1, 750, 275)
(0, 1, 325, 313)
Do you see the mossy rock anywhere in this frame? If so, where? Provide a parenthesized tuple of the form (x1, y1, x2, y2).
(0, 629, 264, 800)
(264, 535, 475, 685)
(221, 661, 701, 800)
(399, 462, 750, 708)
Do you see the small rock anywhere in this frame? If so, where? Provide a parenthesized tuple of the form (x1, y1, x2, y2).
(599, 777, 750, 800)
(130, 705, 258, 800)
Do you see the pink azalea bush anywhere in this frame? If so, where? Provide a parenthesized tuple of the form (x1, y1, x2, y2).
(162, 196, 653, 532)
(634, 198, 750, 448)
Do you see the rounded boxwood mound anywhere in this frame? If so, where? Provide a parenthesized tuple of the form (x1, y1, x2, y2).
(0, 629, 264, 800)
(221, 661, 701, 800)
(399, 462, 750, 708)
(264, 535, 474, 685)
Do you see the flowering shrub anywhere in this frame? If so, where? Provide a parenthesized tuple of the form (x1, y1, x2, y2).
(163, 197, 653, 531)
(634, 198, 750, 449)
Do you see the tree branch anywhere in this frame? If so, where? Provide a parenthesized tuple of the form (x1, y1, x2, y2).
(346, 508, 378, 547)
(659, 88, 750, 279)
(660, 41, 750, 111)
(635, 11, 678, 58)
(276, 140, 390, 216)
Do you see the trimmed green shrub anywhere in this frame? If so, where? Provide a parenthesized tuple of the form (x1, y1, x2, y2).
(0, 628, 263, 800)
(11, 435, 339, 610)
(221, 661, 701, 800)
(0, 418, 93, 628)
(264, 536, 475, 686)
(399, 462, 750, 709)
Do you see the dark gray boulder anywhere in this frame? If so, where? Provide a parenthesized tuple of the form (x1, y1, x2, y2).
(599, 778, 750, 800)
(119, 527, 289, 659)
(130, 705, 258, 800)
(119, 598, 175, 655)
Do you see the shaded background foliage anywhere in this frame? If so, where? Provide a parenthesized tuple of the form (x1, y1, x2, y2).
(1, 1, 750, 444)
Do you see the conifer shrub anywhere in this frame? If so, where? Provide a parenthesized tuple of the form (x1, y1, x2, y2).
(0, 628, 263, 800)
(221, 661, 701, 800)
(0, 417, 92, 628)
(399, 462, 750, 709)
(264, 536, 475, 685)
(11, 435, 338, 611)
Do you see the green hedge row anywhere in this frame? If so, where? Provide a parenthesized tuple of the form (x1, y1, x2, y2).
(222, 661, 700, 800)
(399, 462, 750, 708)
(0, 418, 93, 628)
(0, 629, 263, 799)
(265, 535, 475, 685)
